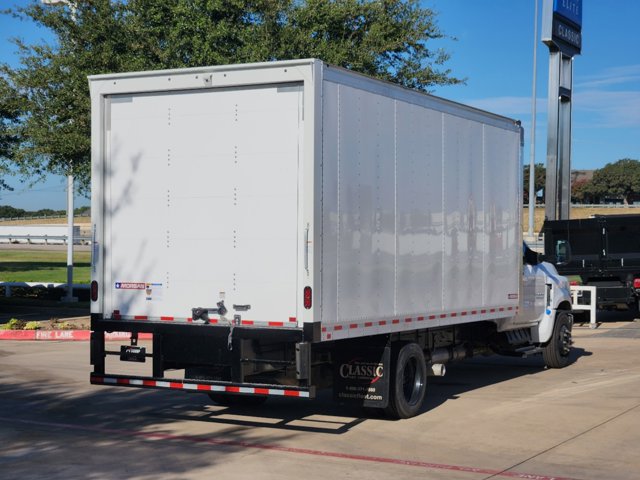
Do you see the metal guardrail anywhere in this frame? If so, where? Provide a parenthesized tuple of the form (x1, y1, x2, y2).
(0, 234, 91, 245)
(0, 281, 89, 298)
(570, 285, 597, 329)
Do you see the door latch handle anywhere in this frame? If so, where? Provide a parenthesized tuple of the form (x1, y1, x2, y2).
(191, 301, 228, 322)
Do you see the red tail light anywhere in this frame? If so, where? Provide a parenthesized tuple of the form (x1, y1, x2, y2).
(569, 280, 579, 286)
(634, 278, 640, 289)
(303, 286, 312, 309)
(91, 281, 99, 302)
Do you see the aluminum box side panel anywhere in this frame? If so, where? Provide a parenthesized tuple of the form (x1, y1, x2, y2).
(482, 124, 521, 306)
(101, 85, 302, 323)
(332, 84, 396, 321)
(395, 101, 443, 314)
(320, 74, 520, 338)
(442, 113, 484, 310)
(321, 65, 520, 134)
(320, 81, 340, 325)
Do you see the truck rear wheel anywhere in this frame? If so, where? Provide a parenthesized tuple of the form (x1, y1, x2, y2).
(543, 311, 573, 369)
(384, 343, 427, 419)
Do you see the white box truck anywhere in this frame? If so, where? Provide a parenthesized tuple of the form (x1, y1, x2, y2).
(89, 59, 574, 418)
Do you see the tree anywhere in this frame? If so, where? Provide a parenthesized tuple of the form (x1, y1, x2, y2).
(523, 163, 546, 203)
(0, 76, 21, 190)
(0, 205, 26, 218)
(0, 0, 463, 193)
(571, 177, 593, 204)
(586, 159, 640, 205)
(1, 0, 138, 194)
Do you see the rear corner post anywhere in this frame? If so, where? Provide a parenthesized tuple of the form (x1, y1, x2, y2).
(90, 330, 105, 375)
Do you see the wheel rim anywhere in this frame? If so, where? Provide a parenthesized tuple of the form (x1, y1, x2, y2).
(401, 356, 424, 406)
(559, 324, 572, 356)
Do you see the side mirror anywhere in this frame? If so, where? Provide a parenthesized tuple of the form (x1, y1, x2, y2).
(555, 240, 571, 265)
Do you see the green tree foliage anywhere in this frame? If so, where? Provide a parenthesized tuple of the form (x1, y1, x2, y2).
(584, 158, 640, 205)
(0, 204, 90, 218)
(0, 76, 21, 190)
(523, 163, 546, 203)
(0, 204, 74, 218)
(0, 205, 26, 218)
(1, 0, 136, 193)
(0, 0, 462, 193)
(571, 177, 593, 204)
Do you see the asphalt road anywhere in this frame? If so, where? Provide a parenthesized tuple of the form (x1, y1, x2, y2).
(1, 321, 639, 480)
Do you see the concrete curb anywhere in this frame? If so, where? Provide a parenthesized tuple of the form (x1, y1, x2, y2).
(0, 330, 152, 341)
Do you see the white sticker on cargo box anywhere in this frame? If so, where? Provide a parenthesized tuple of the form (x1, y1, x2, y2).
(145, 283, 163, 301)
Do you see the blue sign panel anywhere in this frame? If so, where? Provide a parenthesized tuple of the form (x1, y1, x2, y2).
(553, 0, 582, 28)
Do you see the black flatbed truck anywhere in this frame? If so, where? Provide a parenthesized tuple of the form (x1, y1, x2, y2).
(543, 214, 640, 310)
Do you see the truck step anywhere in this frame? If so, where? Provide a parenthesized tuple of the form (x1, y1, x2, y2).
(515, 346, 543, 358)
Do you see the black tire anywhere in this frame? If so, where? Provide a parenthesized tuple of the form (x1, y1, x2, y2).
(543, 311, 573, 368)
(384, 343, 427, 419)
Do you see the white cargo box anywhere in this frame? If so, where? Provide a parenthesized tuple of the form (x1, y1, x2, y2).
(90, 59, 521, 342)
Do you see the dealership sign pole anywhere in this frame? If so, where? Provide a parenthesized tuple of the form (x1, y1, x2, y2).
(542, 0, 582, 221)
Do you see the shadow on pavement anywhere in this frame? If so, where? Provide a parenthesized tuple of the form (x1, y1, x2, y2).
(0, 339, 594, 479)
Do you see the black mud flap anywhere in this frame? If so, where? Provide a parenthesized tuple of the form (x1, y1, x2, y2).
(333, 345, 390, 408)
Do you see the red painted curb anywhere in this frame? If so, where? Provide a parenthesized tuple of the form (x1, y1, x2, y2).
(0, 330, 35, 340)
(0, 330, 152, 341)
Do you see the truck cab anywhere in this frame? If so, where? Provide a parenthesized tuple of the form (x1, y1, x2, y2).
(517, 242, 572, 342)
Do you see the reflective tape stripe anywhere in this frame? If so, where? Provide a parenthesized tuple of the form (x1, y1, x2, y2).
(109, 314, 296, 328)
(319, 305, 520, 339)
(91, 376, 310, 398)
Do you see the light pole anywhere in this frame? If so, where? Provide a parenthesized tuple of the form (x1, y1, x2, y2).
(528, 0, 539, 238)
(41, 0, 77, 302)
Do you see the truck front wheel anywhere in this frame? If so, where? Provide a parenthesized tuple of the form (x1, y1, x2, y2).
(542, 311, 573, 368)
(384, 343, 427, 419)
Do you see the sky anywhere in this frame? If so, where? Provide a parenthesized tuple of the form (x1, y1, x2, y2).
(0, 0, 639, 210)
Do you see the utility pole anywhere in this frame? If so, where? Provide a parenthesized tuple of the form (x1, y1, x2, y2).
(528, 0, 539, 237)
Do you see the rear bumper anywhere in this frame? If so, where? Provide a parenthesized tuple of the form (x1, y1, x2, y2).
(90, 314, 316, 398)
(91, 373, 314, 399)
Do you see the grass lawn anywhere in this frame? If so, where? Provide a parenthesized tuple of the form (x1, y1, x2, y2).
(0, 250, 91, 284)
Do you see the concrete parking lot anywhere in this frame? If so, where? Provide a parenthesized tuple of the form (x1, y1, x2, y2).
(0, 317, 639, 480)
